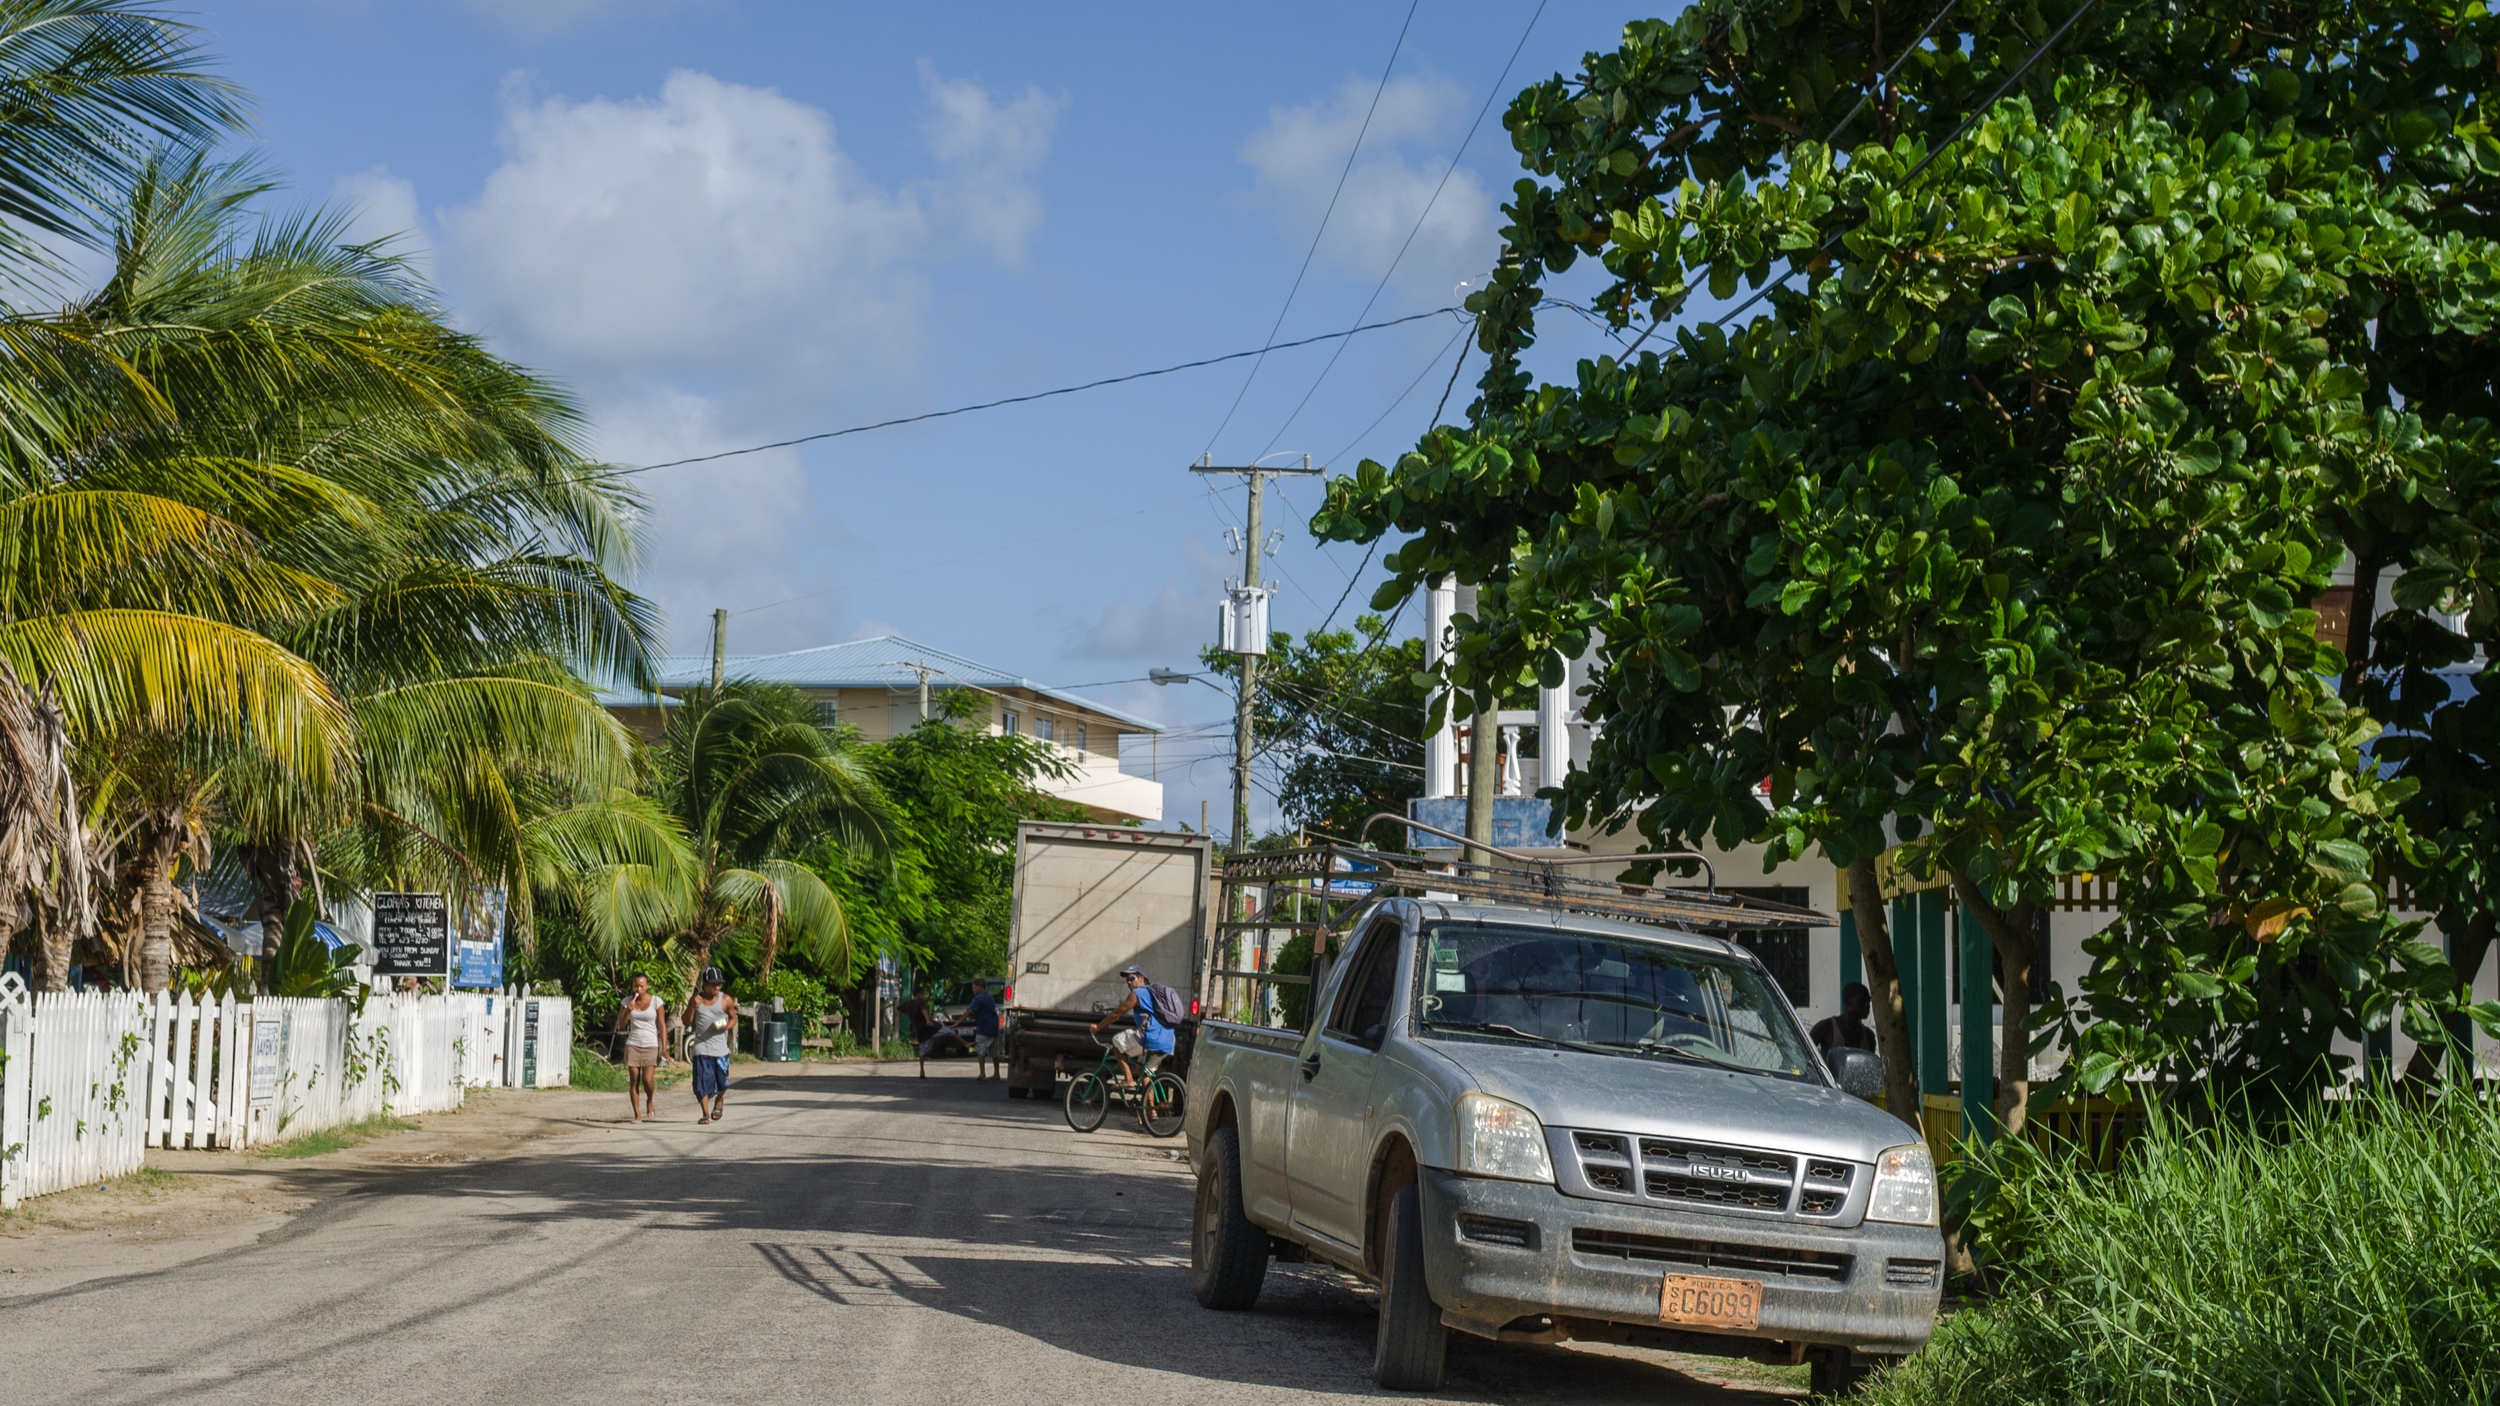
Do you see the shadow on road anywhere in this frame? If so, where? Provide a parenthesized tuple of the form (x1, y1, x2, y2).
(373, 1069, 1802, 1402)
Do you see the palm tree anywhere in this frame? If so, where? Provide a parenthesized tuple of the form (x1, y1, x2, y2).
(6, 151, 658, 987)
(576, 683, 892, 991)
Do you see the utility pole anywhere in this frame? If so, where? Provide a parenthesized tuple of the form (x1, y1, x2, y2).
(1192, 453, 1322, 853)
(916, 666, 931, 723)
(710, 608, 728, 689)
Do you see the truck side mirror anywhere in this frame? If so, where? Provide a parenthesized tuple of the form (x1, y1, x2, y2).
(1359, 1023, 1387, 1051)
(1829, 1047, 1884, 1100)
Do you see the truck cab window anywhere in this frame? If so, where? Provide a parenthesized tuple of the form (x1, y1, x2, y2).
(1327, 921, 1401, 1045)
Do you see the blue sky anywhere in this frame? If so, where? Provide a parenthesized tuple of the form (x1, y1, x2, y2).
(192, 0, 1653, 834)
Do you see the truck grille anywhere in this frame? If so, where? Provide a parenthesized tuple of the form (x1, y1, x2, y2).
(1563, 1129, 1866, 1222)
(1572, 1228, 1854, 1282)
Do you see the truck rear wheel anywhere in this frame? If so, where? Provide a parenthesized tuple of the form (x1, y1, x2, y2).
(1371, 1181, 1446, 1391)
(1191, 1127, 1267, 1310)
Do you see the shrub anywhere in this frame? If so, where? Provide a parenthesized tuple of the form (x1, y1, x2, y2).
(1867, 1095, 2500, 1406)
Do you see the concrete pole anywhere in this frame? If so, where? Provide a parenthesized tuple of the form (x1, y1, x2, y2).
(1231, 470, 1265, 854)
(710, 608, 728, 689)
(1423, 578, 1458, 798)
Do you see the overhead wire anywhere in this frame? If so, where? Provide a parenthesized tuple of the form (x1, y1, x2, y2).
(614, 306, 1456, 479)
(1255, 0, 1551, 459)
(1201, 0, 1424, 458)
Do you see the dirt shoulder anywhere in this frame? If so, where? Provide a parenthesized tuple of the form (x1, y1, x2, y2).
(0, 1082, 629, 1297)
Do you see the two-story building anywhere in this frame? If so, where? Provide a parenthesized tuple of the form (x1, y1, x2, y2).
(606, 635, 1164, 822)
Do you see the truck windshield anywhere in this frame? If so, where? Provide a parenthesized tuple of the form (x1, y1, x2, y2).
(1415, 922, 1821, 1083)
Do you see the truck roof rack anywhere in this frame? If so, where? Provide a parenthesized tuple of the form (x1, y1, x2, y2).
(1203, 822, 1834, 1026)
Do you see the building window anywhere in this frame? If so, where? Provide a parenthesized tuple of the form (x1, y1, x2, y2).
(1075, 724, 1088, 753)
(1002, 709, 1020, 735)
(1034, 716, 1056, 743)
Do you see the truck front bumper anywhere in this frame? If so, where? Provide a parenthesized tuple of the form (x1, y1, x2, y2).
(1418, 1168, 1943, 1357)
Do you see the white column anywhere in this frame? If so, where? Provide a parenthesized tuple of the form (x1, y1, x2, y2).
(1499, 724, 1523, 796)
(1567, 628, 1603, 773)
(1536, 674, 1571, 794)
(1423, 577, 1459, 798)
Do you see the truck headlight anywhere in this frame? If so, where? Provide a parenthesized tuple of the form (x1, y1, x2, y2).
(1866, 1143, 1938, 1226)
(1453, 1092, 1554, 1183)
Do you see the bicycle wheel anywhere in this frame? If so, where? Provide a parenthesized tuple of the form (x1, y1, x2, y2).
(1139, 1071, 1186, 1138)
(1064, 1071, 1110, 1132)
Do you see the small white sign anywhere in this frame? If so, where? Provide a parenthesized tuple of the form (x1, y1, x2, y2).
(250, 1019, 282, 1103)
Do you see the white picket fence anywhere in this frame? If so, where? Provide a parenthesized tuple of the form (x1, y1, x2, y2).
(0, 976, 571, 1208)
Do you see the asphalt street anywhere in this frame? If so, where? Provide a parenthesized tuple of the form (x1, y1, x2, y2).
(0, 1064, 1805, 1404)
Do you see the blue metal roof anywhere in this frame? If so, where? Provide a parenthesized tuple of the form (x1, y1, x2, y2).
(617, 634, 1166, 732)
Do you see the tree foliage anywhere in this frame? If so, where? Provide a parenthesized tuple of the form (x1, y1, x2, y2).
(1200, 615, 1426, 846)
(1316, 0, 2500, 1112)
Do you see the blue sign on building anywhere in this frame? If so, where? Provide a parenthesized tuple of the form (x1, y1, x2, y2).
(1406, 796, 1564, 852)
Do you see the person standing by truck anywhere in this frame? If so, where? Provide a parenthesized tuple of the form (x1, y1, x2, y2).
(966, 979, 1003, 1080)
(1089, 965, 1175, 1088)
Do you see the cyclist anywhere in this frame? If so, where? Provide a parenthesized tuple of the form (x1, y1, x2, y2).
(1089, 965, 1175, 1088)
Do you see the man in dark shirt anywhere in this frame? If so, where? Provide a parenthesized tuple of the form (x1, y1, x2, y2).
(965, 978, 1004, 1081)
(1811, 982, 1878, 1057)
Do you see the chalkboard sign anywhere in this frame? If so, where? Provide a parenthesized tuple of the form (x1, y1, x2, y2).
(371, 891, 450, 977)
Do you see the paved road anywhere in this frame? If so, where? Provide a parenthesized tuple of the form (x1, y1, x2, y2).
(0, 1065, 1804, 1404)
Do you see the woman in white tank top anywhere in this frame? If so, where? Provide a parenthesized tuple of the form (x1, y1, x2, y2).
(614, 973, 666, 1123)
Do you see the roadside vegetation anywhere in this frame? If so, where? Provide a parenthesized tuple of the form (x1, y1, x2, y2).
(1883, 1097, 2500, 1406)
(256, 1113, 418, 1160)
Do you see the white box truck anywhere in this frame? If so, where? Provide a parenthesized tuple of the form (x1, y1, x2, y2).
(1000, 822, 1211, 1098)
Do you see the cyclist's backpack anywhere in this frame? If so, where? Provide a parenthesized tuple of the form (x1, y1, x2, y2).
(1145, 982, 1188, 1028)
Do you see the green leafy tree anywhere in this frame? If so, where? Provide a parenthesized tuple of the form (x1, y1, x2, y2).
(1200, 616, 1426, 847)
(831, 694, 1084, 986)
(1315, 0, 2500, 1118)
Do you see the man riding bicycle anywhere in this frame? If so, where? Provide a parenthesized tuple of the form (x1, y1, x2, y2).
(1089, 965, 1175, 1088)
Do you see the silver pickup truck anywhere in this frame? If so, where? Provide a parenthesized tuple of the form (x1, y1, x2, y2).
(1183, 897, 1943, 1393)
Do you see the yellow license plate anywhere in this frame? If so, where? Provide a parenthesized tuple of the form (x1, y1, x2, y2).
(1659, 1273, 1762, 1330)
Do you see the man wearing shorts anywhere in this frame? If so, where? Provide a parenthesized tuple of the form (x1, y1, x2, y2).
(966, 979, 1003, 1080)
(1089, 966, 1175, 1088)
(685, 967, 737, 1124)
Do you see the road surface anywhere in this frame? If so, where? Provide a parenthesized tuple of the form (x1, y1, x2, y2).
(0, 1064, 1807, 1404)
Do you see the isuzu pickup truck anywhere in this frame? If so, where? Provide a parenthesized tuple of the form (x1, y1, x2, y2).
(1183, 897, 1942, 1394)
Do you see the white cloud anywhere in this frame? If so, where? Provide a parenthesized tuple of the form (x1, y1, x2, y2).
(1240, 74, 1500, 305)
(1072, 578, 1212, 661)
(431, 66, 1062, 650)
(917, 61, 1065, 266)
(440, 70, 926, 404)
(327, 165, 431, 275)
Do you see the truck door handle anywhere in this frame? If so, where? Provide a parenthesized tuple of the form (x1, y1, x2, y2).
(1300, 1052, 1322, 1081)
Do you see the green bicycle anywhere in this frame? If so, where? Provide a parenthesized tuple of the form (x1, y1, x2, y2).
(1065, 1031, 1186, 1137)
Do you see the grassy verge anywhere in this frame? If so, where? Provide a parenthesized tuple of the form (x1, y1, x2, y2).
(1864, 1094, 2500, 1406)
(256, 1112, 418, 1160)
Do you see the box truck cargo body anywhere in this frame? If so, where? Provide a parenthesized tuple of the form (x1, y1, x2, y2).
(1000, 822, 1210, 1098)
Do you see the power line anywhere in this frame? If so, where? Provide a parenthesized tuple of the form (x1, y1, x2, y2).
(1257, 0, 1550, 458)
(621, 307, 1456, 477)
(1327, 316, 1471, 466)
(1202, 0, 1423, 457)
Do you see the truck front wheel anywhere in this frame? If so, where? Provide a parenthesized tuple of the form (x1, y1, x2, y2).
(1372, 1181, 1447, 1390)
(1191, 1127, 1268, 1310)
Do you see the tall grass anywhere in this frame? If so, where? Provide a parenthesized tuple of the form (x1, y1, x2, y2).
(1868, 1094, 2500, 1406)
